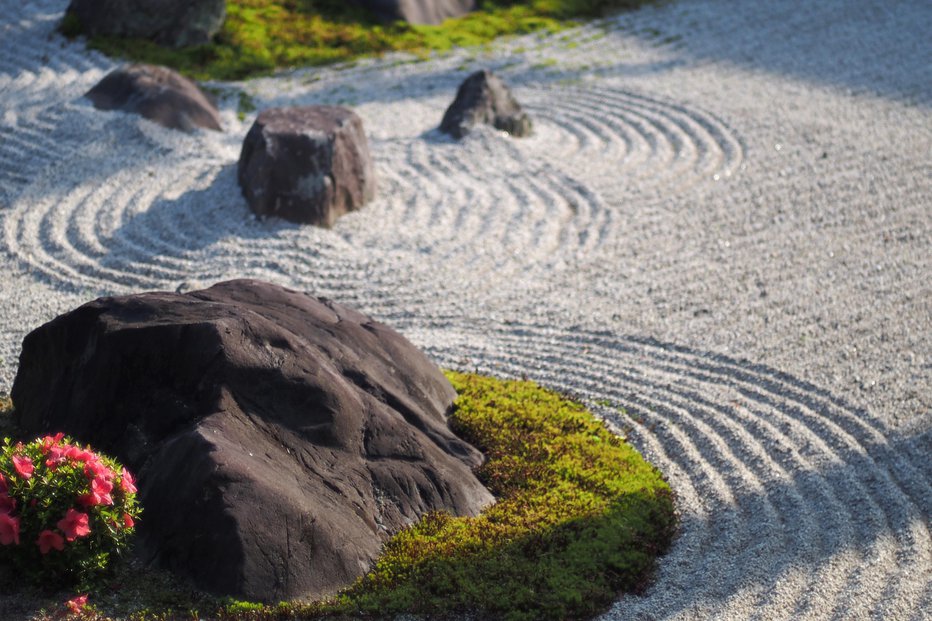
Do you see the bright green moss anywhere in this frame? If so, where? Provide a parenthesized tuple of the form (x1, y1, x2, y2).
(322, 371, 676, 620)
(63, 1, 655, 81)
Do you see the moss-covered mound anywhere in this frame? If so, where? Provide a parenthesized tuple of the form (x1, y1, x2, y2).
(329, 370, 676, 620)
(1, 372, 675, 620)
(61, 0, 654, 81)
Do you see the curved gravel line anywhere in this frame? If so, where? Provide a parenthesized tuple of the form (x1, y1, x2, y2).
(0, 0, 929, 619)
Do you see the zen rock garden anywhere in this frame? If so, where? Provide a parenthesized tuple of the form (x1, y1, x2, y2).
(62, 42, 537, 600)
(12, 280, 494, 601)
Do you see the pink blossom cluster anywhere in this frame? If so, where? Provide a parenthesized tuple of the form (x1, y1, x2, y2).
(0, 434, 137, 557)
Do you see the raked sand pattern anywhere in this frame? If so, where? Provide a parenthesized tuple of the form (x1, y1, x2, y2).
(1, 1, 930, 619)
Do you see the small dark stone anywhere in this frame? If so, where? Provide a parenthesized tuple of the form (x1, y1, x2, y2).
(238, 106, 376, 227)
(85, 64, 222, 133)
(440, 69, 532, 139)
(12, 279, 493, 602)
(66, 0, 225, 48)
(352, 0, 476, 25)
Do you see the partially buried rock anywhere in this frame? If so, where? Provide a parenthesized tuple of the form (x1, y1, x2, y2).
(12, 279, 493, 602)
(440, 69, 532, 139)
(65, 0, 225, 48)
(238, 106, 376, 227)
(352, 0, 476, 25)
(85, 64, 222, 133)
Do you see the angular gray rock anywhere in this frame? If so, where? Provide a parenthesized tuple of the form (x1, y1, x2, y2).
(440, 69, 532, 139)
(85, 64, 222, 132)
(12, 279, 493, 602)
(352, 0, 476, 25)
(65, 0, 225, 48)
(238, 106, 376, 227)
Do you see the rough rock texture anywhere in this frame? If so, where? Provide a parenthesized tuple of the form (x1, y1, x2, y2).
(11, 279, 492, 602)
(352, 0, 476, 25)
(238, 106, 376, 227)
(85, 64, 222, 133)
(440, 69, 532, 139)
(66, 0, 225, 48)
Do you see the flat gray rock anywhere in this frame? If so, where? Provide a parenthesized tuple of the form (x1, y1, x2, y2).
(353, 0, 476, 25)
(12, 279, 493, 602)
(85, 64, 222, 132)
(238, 106, 376, 227)
(66, 0, 225, 48)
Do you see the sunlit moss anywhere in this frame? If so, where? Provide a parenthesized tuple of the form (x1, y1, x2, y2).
(321, 370, 676, 621)
(62, 0, 655, 80)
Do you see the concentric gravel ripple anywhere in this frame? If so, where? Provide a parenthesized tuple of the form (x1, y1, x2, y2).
(410, 322, 932, 620)
(1, 84, 741, 309)
(519, 85, 744, 201)
(0, 0, 111, 205)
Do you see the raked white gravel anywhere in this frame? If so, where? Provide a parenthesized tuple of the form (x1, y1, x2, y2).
(0, 0, 930, 619)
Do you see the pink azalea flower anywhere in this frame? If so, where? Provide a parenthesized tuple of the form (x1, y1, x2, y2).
(40, 433, 65, 454)
(120, 468, 137, 494)
(91, 477, 113, 505)
(78, 476, 114, 507)
(122, 513, 135, 529)
(64, 445, 94, 463)
(12, 455, 34, 479)
(0, 472, 6, 493)
(45, 445, 67, 470)
(0, 513, 20, 545)
(65, 594, 88, 614)
(37, 529, 65, 554)
(57, 509, 91, 541)
(84, 459, 114, 482)
(0, 493, 15, 515)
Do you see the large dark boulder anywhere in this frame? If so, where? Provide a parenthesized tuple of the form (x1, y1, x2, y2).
(66, 0, 225, 48)
(12, 280, 493, 602)
(238, 106, 376, 227)
(85, 64, 222, 133)
(440, 69, 532, 139)
(352, 0, 476, 25)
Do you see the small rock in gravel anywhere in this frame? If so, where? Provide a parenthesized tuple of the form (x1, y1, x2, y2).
(440, 69, 532, 139)
(85, 64, 222, 133)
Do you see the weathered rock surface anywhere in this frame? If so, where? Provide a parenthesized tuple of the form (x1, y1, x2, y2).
(85, 64, 222, 133)
(12, 279, 492, 602)
(66, 0, 225, 48)
(440, 69, 532, 139)
(352, 0, 476, 25)
(238, 106, 376, 227)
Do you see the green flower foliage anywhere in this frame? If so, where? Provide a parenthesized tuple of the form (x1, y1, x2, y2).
(62, 0, 655, 81)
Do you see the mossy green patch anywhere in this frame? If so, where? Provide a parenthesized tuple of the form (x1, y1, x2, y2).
(4, 372, 675, 620)
(327, 370, 676, 620)
(63, 1, 655, 81)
